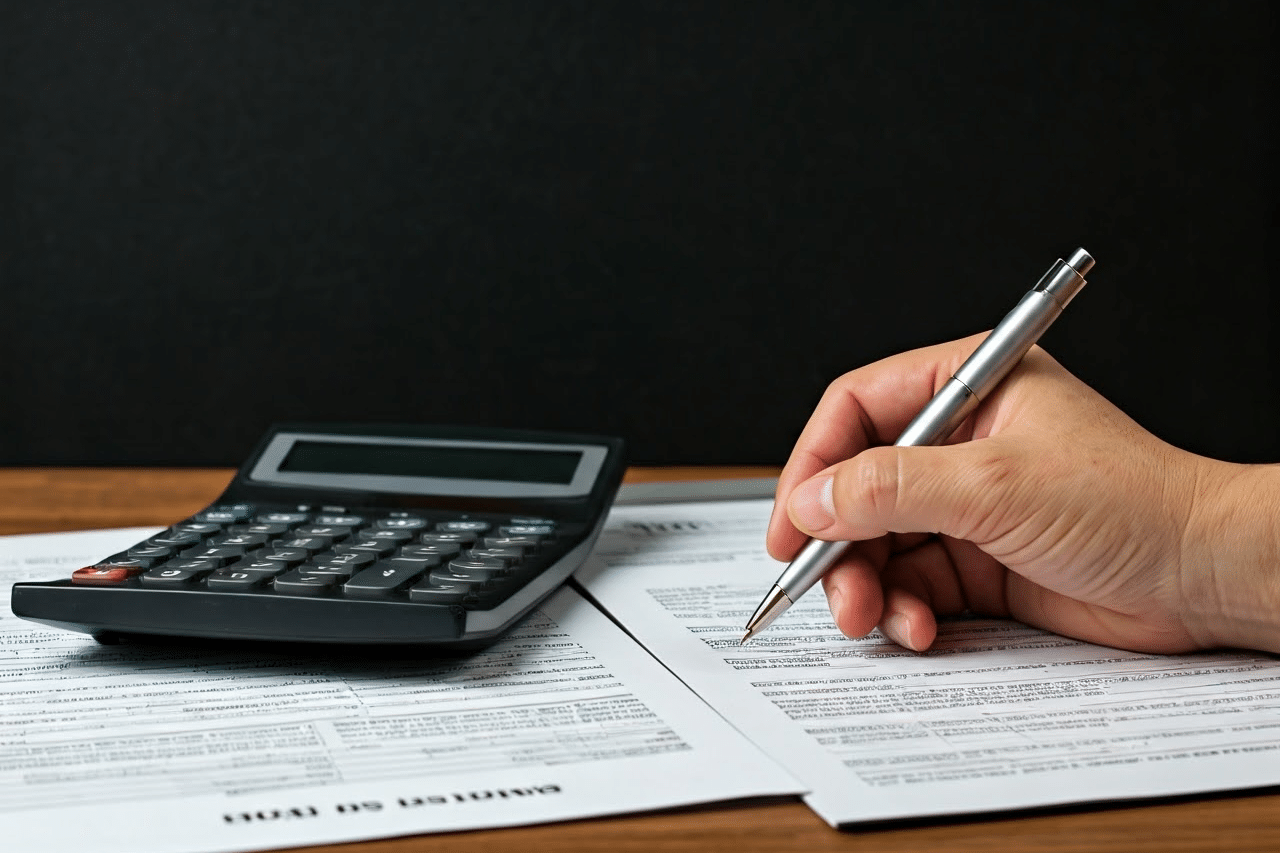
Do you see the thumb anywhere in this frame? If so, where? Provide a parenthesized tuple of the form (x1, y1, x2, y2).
(786, 441, 1023, 543)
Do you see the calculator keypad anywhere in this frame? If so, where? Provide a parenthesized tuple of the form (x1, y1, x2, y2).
(72, 504, 564, 613)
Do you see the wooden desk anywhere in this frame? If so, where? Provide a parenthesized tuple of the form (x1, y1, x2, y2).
(3, 467, 1278, 853)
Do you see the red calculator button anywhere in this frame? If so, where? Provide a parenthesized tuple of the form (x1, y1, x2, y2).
(71, 565, 144, 585)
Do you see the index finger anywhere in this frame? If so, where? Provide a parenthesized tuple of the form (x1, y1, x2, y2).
(765, 333, 987, 560)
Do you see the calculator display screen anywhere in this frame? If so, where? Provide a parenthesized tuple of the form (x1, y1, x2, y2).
(280, 440, 582, 485)
(248, 431, 611, 499)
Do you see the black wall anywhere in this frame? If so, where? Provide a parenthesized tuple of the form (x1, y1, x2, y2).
(2, 2, 1275, 466)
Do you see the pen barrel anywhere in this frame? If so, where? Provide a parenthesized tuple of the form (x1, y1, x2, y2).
(894, 281, 1075, 449)
(775, 538, 845, 600)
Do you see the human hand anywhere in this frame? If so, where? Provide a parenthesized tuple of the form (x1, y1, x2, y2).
(765, 334, 1280, 654)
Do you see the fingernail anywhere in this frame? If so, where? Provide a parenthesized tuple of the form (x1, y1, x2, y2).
(790, 475, 835, 532)
(825, 584, 843, 618)
(883, 614, 915, 651)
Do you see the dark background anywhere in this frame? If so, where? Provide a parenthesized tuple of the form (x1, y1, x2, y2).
(1, 2, 1275, 467)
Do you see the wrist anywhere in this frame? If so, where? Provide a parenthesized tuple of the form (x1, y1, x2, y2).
(1181, 460, 1280, 653)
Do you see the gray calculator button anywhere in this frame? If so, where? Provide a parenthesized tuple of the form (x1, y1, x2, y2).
(296, 524, 353, 541)
(438, 520, 491, 533)
(408, 582, 470, 605)
(256, 512, 309, 525)
(299, 562, 360, 578)
(377, 517, 428, 530)
(102, 553, 158, 569)
(141, 565, 208, 586)
(127, 544, 175, 559)
(467, 547, 523, 565)
(314, 514, 365, 526)
(275, 536, 331, 554)
(312, 550, 378, 570)
(340, 539, 398, 558)
(358, 528, 414, 544)
(209, 533, 270, 548)
(428, 566, 495, 586)
(171, 522, 224, 536)
(400, 543, 462, 559)
(180, 546, 249, 567)
(447, 556, 506, 573)
(344, 564, 426, 599)
(205, 569, 272, 591)
(231, 523, 290, 536)
(483, 535, 542, 550)
(509, 517, 556, 526)
(261, 548, 309, 566)
(420, 531, 477, 547)
(380, 555, 446, 572)
(273, 570, 338, 596)
(148, 531, 204, 548)
(196, 506, 253, 523)
(500, 524, 555, 536)
(227, 558, 286, 575)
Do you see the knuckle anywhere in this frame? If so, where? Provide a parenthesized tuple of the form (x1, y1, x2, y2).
(838, 449, 903, 525)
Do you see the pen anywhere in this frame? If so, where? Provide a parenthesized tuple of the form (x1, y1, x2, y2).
(742, 248, 1095, 644)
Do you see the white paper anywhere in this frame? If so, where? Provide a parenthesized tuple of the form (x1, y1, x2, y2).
(578, 498, 1280, 827)
(0, 527, 802, 853)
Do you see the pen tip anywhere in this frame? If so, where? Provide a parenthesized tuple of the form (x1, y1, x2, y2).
(740, 630, 752, 645)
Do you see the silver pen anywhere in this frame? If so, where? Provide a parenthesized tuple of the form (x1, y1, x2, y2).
(742, 248, 1095, 644)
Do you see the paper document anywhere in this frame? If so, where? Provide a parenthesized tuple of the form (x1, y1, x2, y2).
(577, 497, 1280, 827)
(0, 528, 801, 853)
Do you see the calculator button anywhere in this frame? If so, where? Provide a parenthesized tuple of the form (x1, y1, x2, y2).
(195, 505, 254, 523)
(273, 571, 338, 596)
(295, 524, 353, 542)
(231, 523, 290, 536)
(483, 535, 542, 550)
(339, 540, 399, 558)
(311, 551, 378, 571)
(407, 582, 470, 605)
(126, 544, 177, 560)
(298, 562, 360, 578)
(427, 566, 496, 587)
(158, 559, 219, 573)
(141, 566, 208, 587)
(344, 564, 425, 598)
(227, 558, 287, 574)
(447, 556, 507, 573)
(314, 514, 365, 527)
(180, 546, 250, 567)
(274, 536, 331, 554)
(71, 565, 144, 585)
(147, 531, 204, 548)
(467, 547, 524, 566)
(377, 517, 428, 530)
(208, 533, 270, 548)
(500, 524, 555, 537)
(399, 543, 462, 560)
(205, 569, 273, 591)
(357, 528, 414, 545)
(438, 520, 491, 534)
(419, 531, 478, 547)
(171, 522, 225, 537)
(260, 548, 309, 566)
(256, 512, 309, 526)
(379, 555, 446, 573)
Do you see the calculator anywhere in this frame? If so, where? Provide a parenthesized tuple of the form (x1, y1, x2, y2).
(11, 424, 626, 647)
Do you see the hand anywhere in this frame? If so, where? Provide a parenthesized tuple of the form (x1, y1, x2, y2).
(765, 334, 1280, 654)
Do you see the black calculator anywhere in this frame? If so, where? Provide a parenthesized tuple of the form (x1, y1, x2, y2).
(11, 424, 626, 647)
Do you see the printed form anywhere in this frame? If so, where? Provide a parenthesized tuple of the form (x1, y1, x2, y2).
(0, 527, 801, 853)
(577, 497, 1280, 827)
